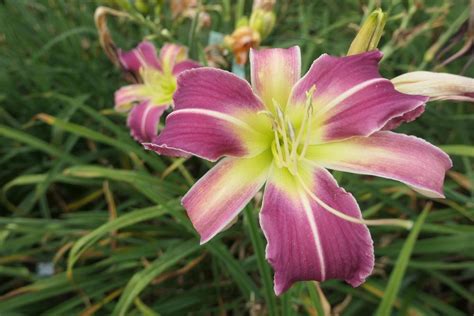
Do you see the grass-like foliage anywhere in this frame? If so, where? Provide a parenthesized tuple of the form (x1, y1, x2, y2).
(0, 0, 473, 315)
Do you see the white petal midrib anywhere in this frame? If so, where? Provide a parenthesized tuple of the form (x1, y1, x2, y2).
(169, 108, 262, 134)
(299, 190, 326, 280)
(319, 78, 387, 113)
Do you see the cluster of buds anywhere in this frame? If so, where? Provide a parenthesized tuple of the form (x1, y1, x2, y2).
(224, 0, 276, 64)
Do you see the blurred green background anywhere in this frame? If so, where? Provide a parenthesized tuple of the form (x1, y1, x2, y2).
(0, 0, 473, 315)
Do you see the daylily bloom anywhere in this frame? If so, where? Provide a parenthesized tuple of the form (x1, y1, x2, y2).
(114, 41, 200, 142)
(144, 47, 452, 294)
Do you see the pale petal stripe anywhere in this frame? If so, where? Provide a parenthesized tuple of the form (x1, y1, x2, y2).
(259, 166, 374, 295)
(250, 46, 301, 111)
(168, 109, 260, 134)
(318, 78, 386, 113)
(299, 190, 326, 280)
(288, 51, 427, 142)
(127, 102, 166, 143)
(306, 131, 452, 198)
(150, 109, 271, 161)
(183, 152, 272, 244)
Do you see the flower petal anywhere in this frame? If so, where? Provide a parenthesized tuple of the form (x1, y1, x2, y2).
(183, 151, 272, 244)
(288, 51, 427, 142)
(160, 43, 188, 72)
(114, 84, 149, 112)
(143, 142, 189, 158)
(118, 41, 161, 72)
(147, 107, 271, 161)
(260, 165, 374, 295)
(250, 46, 301, 110)
(174, 68, 265, 113)
(381, 106, 425, 131)
(146, 68, 272, 161)
(127, 101, 167, 143)
(172, 60, 201, 76)
(306, 131, 452, 198)
(392, 71, 474, 102)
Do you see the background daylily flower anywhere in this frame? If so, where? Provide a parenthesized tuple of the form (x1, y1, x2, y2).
(114, 41, 200, 142)
(144, 47, 452, 295)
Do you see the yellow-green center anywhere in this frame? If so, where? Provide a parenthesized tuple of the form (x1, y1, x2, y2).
(140, 67, 177, 105)
(263, 86, 316, 175)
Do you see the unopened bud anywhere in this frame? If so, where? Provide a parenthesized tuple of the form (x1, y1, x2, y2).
(249, 9, 276, 40)
(134, 0, 150, 14)
(252, 0, 276, 11)
(347, 9, 387, 55)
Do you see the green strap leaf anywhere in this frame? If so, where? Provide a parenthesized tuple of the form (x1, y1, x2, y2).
(67, 205, 173, 275)
(374, 203, 431, 316)
(112, 239, 200, 316)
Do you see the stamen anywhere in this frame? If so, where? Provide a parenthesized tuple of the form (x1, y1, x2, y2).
(287, 120, 296, 143)
(273, 99, 291, 164)
(291, 111, 308, 160)
(272, 127, 284, 168)
(305, 85, 317, 108)
(299, 86, 315, 159)
(268, 88, 320, 175)
(296, 173, 413, 229)
(299, 109, 313, 159)
(286, 120, 300, 174)
(257, 110, 274, 119)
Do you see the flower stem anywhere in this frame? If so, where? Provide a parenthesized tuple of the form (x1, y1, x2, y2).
(307, 282, 330, 316)
(244, 207, 278, 316)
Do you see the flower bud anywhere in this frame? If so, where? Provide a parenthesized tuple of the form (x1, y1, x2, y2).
(249, 9, 276, 40)
(347, 9, 387, 55)
(134, 0, 150, 14)
(392, 71, 474, 102)
(252, 0, 276, 11)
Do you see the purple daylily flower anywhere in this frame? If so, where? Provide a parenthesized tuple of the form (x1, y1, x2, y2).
(114, 41, 200, 142)
(144, 47, 452, 295)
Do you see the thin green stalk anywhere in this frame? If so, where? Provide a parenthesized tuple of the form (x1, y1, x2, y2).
(244, 207, 277, 316)
(281, 291, 292, 316)
(307, 282, 326, 316)
(187, 1, 200, 59)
